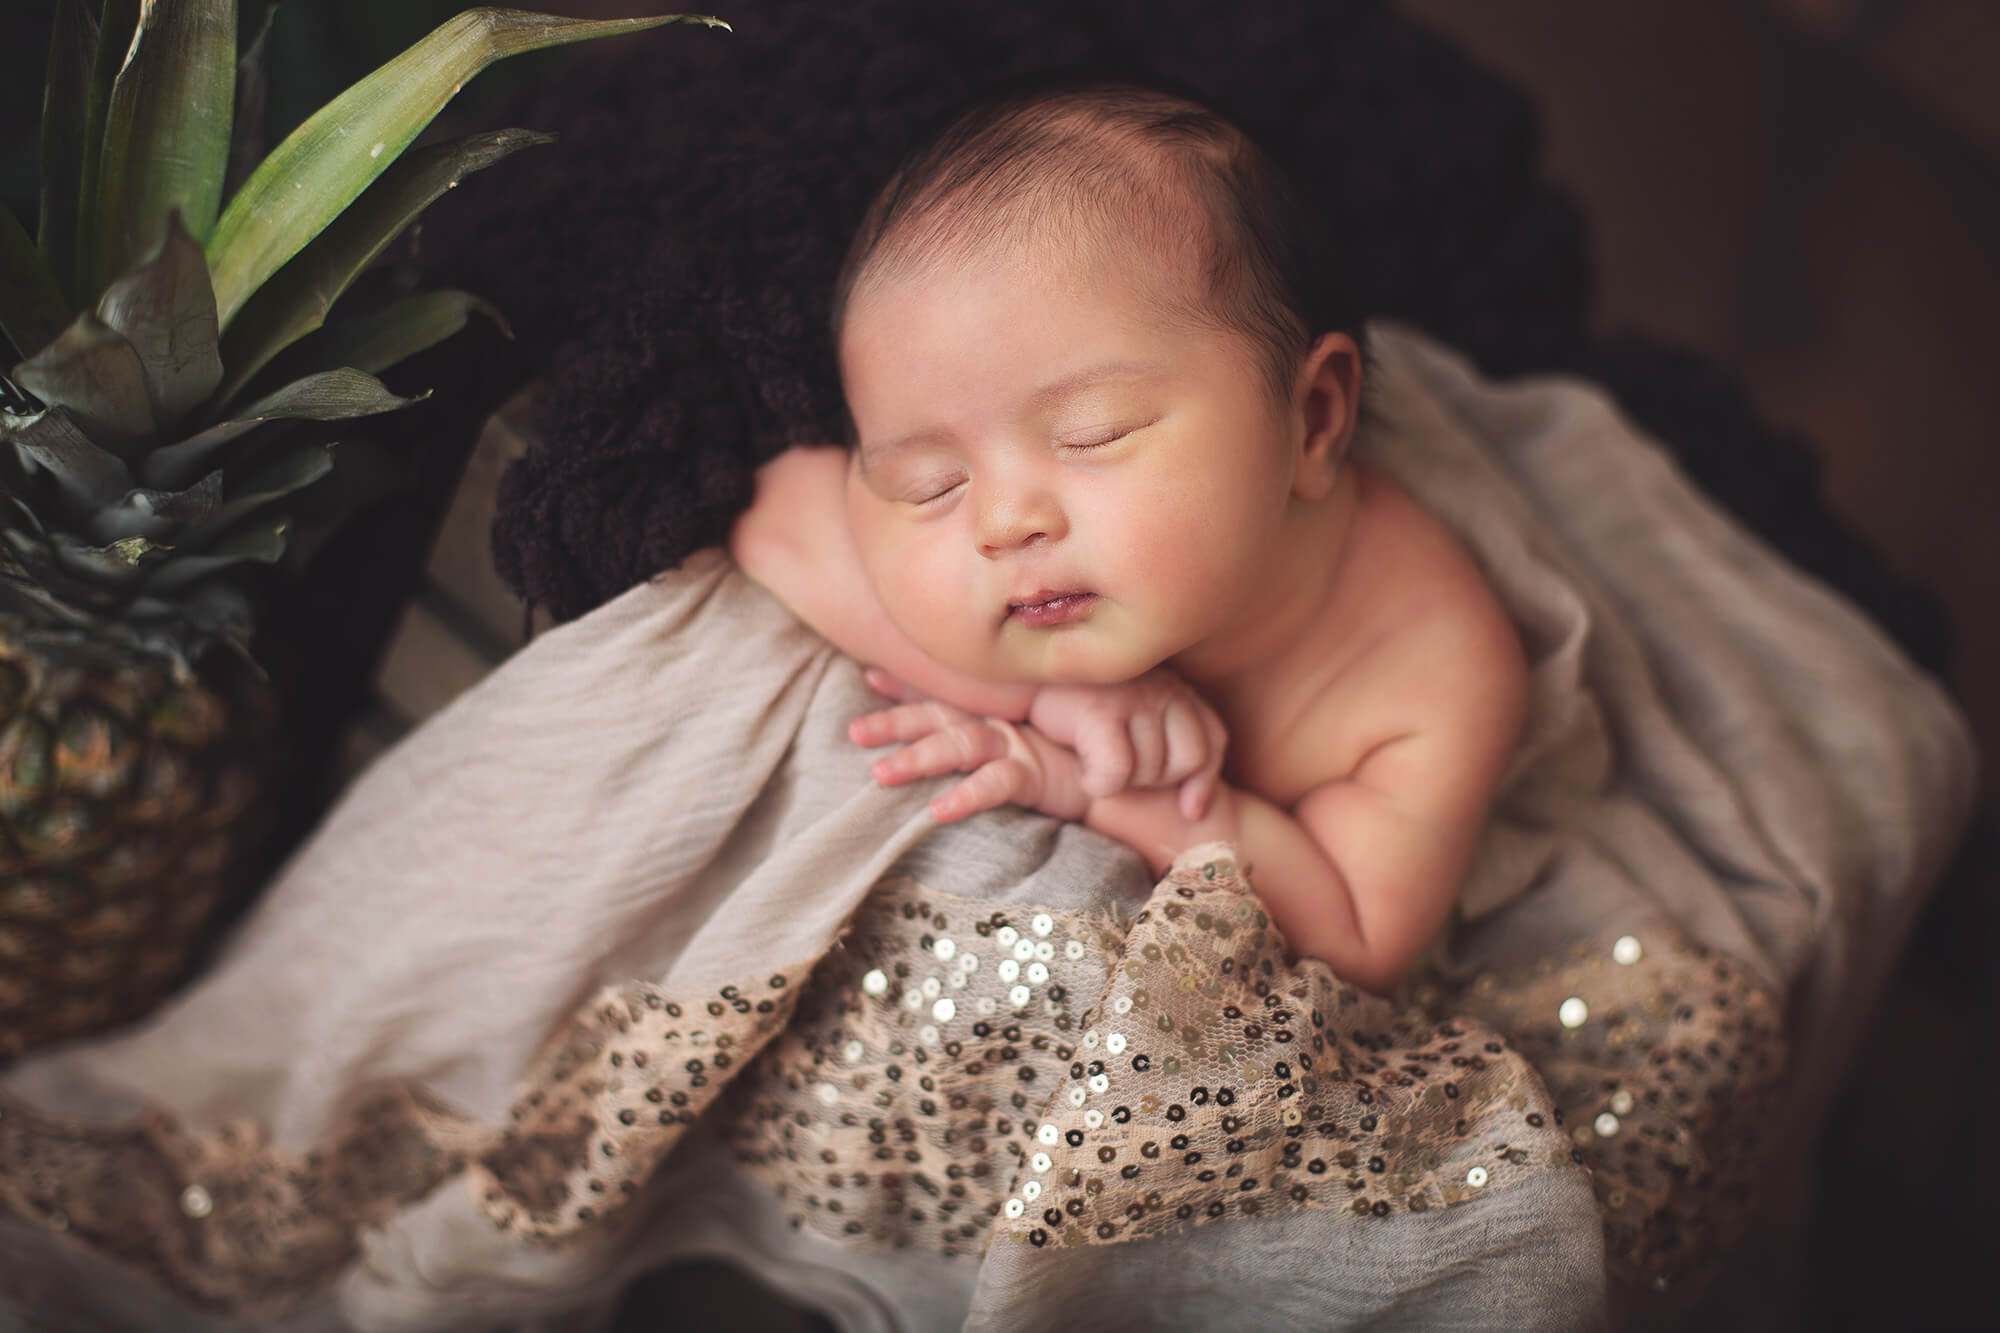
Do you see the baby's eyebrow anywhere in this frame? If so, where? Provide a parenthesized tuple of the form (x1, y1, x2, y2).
(1027, 359, 1163, 408)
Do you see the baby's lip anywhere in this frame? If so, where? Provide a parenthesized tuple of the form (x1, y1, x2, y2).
(1007, 590, 1098, 628)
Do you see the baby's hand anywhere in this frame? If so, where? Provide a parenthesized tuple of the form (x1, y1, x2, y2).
(849, 669, 1089, 823)
(1024, 667, 1227, 820)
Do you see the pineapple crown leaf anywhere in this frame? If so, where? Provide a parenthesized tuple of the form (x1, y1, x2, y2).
(6, 6, 726, 676)
(36, 0, 97, 312)
(276, 288, 511, 389)
(0, 203, 71, 364)
(204, 9, 726, 331)
(2, 401, 134, 514)
(142, 368, 419, 492)
(94, 210, 224, 426)
(88, 470, 224, 545)
(84, 1, 239, 299)
(214, 126, 554, 408)
(11, 312, 155, 448)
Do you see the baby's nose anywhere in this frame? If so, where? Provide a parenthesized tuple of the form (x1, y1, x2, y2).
(975, 487, 1067, 556)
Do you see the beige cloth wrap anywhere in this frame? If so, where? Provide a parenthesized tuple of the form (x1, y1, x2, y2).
(0, 325, 1976, 1333)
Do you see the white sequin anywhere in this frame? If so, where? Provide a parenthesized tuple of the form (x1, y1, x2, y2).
(933, 936, 956, 961)
(903, 988, 926, 1011)
(1068, 1087, 1088, 1107)
(1026, 962, 1050, 985)
(179, 1185, 213, 1219)
(1613, 935, 1643, 965)
(1595, 1112, 1621, 1137)
(1005, 1197, 1025, 1218)
(1031, 1151, 1053, 1172)
(1466, 1166, 1488, 1188)
(1112, 995, 1133, 1015)
(977, 997, 997, 1016)
(1014, 938, 1036, 961)
(932, 997, 956, 1022)
(1558, 997, 1589, 1028)
(1088, 1074, 1109, 1093)
(996, 926, 1019, 947)
(1038, 1123, 1061, 1146)
(862, 969, 888, 995)
(842, 1040, 864, 1062)
(1105, 1032, 1127, 1055)
(919, 1024, 939, 1044)
(1084, 1109, 1104, 1129)
(816, 1082, 839, 1105)
(1032, 913, 1054, 936)
(1022, 1180, 1042, 1200)
(999, 959, 1020, 983)
(1610, 1090, 1635, 1116)
(1009, 984, 1031, 1007)
(958, 952, 979, 972)
(1065, 939, 1086, 960)
(1034, 940, 1055, 962)
(1083, 1029, 1101, 1048)
(921, 975, 942, 999)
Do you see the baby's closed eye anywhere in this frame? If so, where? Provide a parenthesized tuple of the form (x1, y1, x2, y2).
(1055, 417, 1157, 453)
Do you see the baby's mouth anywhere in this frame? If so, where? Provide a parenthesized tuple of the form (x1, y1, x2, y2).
(1007, 591, 1098, 628)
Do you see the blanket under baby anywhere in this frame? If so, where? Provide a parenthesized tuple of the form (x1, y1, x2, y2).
(0, 326, 1976, 1332)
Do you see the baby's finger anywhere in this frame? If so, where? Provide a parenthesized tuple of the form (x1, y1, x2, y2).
(848, 699, 967, 748)
(1125, 709, 1169, 788)
(1178, 768, 1217, 822)
(1159, 701, 1213, 784)
(870, 719, 1010, 786)
(930, 757, 1033, 822)
(1075, 708, 1135, 798)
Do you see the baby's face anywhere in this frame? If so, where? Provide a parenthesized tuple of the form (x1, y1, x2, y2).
(840, 241, 1310, 686)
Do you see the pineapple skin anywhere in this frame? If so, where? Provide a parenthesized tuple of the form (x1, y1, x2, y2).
(0, 618, 278, 1059)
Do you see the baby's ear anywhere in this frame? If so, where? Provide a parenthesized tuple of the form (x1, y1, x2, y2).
(1292, 332, 1363, 500)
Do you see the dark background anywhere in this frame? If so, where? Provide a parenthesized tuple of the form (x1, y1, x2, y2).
(4, 1, 1992, 1326)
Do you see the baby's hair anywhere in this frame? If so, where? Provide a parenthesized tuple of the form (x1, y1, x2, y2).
(831, 71, 1363, 416)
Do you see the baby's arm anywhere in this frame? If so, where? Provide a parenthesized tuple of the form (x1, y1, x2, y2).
(869, 613, 1524, 994)
(1088, 617, 1525, 993)
(728, 446, 1035, 719)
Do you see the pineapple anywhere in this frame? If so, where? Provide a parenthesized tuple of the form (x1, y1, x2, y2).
(0, 2, 726, 1058)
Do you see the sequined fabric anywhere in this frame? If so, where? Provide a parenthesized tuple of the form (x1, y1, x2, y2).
(1425, 931, 1785, 1294)
(728, 848, 1581, 1259)
(0, 1088, 475, 1321)
(0, 846, 1782, 1320)
(473, 969, 804, 1241)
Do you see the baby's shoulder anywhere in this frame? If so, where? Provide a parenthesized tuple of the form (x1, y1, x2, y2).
(1292, 473, 1523, 785)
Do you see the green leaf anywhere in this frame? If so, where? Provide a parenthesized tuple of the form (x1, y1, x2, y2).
(206, 9, 728, 329)
(38, 0, 98, 309)
(142, 514, 290, 593)
(74, 0, 140, 303)
(50, 529, 167, 586)
(0, 204, 72, 363)
(86, 0, 238, 298)
(213, 127, 547, 407)
(0, 404, 134, 514)
(142, 366, 421, 490)
(94, 211, 224, 427)
(288, 288, 508, 383)
(88, 470, 225, 544)
(178, 439, 333, 548)
(11, 313, 156, 447)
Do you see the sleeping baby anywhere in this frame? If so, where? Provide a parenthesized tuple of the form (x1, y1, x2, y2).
(732, 75, 1525, 993)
